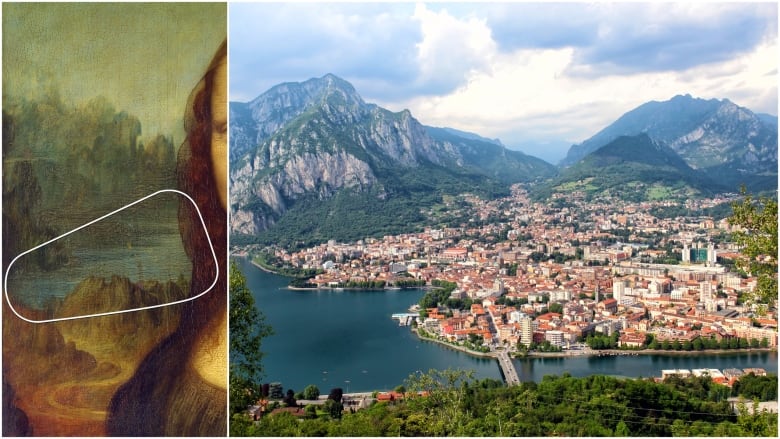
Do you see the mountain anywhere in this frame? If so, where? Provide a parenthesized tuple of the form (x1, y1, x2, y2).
(430, 126, 504, 146)
(756, 113, 778, 128)
(559, 94, 777, 192)
(508, 139, 572, 165)
(230, 74, 555, 244)
(56, 275, 187, 357)
(424, 126, 555, 183)
(535, 133, 715, 202)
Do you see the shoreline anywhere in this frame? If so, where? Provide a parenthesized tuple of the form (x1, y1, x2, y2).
(244, 256, 777, 364)
(411, 327, 496, 359)
(287, 286, 424, 292)
(410, 327, 777, 362)
(250, 259, 279, 275)
(241, 255, 429, 291)
(513, 347, 777, 359)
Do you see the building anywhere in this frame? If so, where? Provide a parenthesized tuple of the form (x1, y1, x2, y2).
(519, 316, 533, 347)
(722, 368, 744, 386)
(661, 369, 691, 380)
(442, 247, 468, 261)
(619, 331, 646, 348)
(742, 368, 767, 376)
(613, 280, 627, 302)
(389, 262, 407, 274)
(691, 369, 726, 384)
(544, 330, 565, 347)
(597, 298, 618, 314)
(550, 289, 572, 302)
(699, 281, 713, 303)
(683, 242, 717, 265)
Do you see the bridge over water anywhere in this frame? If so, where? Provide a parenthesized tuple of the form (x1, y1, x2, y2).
(496, 351, 520, 386)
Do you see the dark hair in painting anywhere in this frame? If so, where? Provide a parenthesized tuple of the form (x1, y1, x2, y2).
(106, 40, 227, 437)
(177, 39, 227, 337)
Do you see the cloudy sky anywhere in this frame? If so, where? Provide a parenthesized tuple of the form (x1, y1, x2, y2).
(229, 2, 777, 163)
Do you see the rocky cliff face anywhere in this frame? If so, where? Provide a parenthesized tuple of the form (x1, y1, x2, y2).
(229, 74, 555, 237)
(229, 74, 363, 163)
(668, 100, 777, 172)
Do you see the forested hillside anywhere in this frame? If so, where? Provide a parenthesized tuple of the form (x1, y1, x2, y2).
(232, 370, 778, 437)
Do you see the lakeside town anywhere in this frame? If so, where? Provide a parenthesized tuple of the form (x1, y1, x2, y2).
(236, 185, 777, 371)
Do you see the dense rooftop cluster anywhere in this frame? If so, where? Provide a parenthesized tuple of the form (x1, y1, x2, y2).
(239, 185, 777, 354)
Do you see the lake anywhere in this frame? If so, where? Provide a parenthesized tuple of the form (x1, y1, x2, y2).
(234, 257, 777, 394)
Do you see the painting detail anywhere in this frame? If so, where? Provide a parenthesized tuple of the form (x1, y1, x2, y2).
(2, 3, 226, 436)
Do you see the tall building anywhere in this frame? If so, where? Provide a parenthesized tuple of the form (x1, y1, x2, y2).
(519, 316, 533, 347)
(684, 241, 716, 265)
(493, 277, 505, 295)
(699, 281, 713, 303)
(707, 242, 717, 265)
(682, 242, 691, 263)
(613, 280, 626, 302)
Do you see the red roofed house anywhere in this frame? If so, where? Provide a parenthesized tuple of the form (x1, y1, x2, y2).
(597, 298, 618, 314)
(442, 247, 468, 261)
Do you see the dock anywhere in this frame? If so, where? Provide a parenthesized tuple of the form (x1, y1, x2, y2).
(391, 313, 419, 326)
(496, 351, 520, 386)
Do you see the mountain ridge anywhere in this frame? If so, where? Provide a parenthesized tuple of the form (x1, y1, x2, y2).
(559, 94, 777, 192)
(229, 74, 556, 241)
(535, 133, 717, 201)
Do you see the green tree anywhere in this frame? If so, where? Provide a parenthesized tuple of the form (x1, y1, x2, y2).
(404, 368, 476, 435)
(283, 389, 297, 407)
(548, 302, 563, 314)
(229, 413, 253, 437)
(253, 411, 301, 436)
(229, 262, 274, 416)
(614, 420, 630, 436)
(323, 398, 344, 420)
(303, 384, 320, 401)
(304, 404, 318, 419)
(736, 399, 779, 437)
(729, 187, 778, 312)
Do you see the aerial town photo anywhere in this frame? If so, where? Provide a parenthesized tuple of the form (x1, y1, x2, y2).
(226, 2, 778, 437)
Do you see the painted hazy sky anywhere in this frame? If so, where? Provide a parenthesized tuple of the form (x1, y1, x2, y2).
(229, 2, 778, 163)
(3, 3, 226, 146)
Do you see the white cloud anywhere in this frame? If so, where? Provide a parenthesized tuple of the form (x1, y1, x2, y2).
(229, 2, 777, 163)
(382, 34, 777, 155)
(411, 3, 497, 93)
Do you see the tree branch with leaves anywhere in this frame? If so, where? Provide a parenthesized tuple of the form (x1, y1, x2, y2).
(229, 262, 274, 416)
(729, 187, 778, 312)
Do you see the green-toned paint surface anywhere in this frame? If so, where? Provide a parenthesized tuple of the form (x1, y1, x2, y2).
(2, 3, 225, 436)
(2, 2, 226, 145)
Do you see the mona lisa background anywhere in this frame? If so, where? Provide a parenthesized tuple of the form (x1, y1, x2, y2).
(2, 3, 226, 436)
